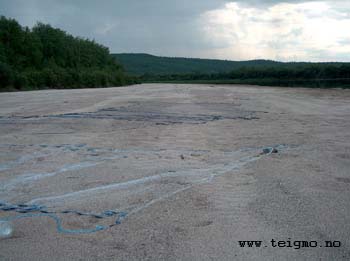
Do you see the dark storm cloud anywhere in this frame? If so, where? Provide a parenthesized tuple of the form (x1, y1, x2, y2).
(0, 0, 231, 55)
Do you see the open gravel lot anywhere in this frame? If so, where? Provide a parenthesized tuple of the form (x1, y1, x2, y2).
(0, 83, 350, 260)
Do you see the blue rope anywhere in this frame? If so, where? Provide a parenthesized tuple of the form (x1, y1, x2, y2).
(1, 213, 107, 234)
(0, 202, 128, 234)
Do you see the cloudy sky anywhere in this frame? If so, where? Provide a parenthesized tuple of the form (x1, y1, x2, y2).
(1, 0, 350, 61)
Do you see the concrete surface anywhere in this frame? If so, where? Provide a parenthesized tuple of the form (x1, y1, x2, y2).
(0, 84, 349, 260)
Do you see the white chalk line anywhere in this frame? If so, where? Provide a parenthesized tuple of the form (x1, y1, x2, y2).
(3, 144, 290, 223)
(27, 152, 266, 217)
(1, 145, 244, 192)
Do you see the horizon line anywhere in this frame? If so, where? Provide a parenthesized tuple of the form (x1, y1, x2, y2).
(112, 52, 350, 64)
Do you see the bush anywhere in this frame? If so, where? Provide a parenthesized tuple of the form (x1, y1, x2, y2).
(0, 62, 13, 88)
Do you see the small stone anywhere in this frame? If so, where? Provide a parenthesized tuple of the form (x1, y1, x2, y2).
(262, 147, 278, 154)
(262, 148, 272, 154)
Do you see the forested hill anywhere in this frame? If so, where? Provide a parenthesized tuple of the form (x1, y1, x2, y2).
(112, 53, 280, 75)
(0, 16, 136, 91)
(113, 53, 350, 88)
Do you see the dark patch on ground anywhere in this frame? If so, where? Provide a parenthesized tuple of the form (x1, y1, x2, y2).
(48, 111, 259, 125)
(194, 220, 213, 227)
(0, 103, 260, 125)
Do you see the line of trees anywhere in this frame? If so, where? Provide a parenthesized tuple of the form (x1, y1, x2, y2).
(227, 64, 350, 80)
(0, 16, 137, 91)
(113, 54, 350, 88)
(140, 64, 350, 88)
(141, 64, 350, 81)
(112, 53, 280, 75)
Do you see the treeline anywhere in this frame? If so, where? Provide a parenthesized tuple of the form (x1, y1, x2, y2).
(0, 16, 137, 91)
(113, 53, 280, 75)
(227, 64, 350, 80)
(113, 53, 350, 88)
(140, 64, 350, 88)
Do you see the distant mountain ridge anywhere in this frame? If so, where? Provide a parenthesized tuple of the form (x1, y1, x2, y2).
(112, 53, 282, 75)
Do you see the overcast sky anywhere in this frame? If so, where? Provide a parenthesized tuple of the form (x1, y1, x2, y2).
(1, 0, 350, 61)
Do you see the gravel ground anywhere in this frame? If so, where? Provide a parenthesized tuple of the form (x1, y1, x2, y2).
(0, 84, 349, 260)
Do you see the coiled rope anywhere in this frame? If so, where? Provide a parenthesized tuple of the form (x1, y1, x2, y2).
(0, 201, 127, 234)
